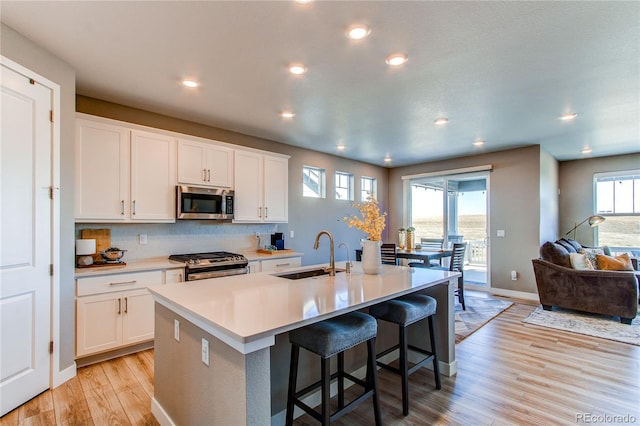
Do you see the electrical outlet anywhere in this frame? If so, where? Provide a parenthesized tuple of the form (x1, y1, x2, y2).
(202, 338, 210, 366)
(511, 270, 518, 281)
(174, 319, 180, 341)
(290, 230, 294, 239)
(497, 230, 505, 237)
(139, 233, 148, 244)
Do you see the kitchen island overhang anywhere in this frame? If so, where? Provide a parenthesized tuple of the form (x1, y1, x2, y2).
(150, 263, 459, 426)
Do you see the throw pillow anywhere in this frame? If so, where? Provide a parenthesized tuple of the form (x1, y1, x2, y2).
(596, 253, 634, 271)
(540, 242, 572, 268)
(564, 238, 583, 252)
(580, 247, 604, 269)
(569, 252, 594, 270)
(556, 239, 577, 253)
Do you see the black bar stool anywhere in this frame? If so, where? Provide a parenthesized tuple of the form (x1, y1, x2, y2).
(368, 293, 441, 416)
(285, 311, 382, 426)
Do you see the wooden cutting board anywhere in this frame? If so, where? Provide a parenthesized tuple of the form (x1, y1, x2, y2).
(80, 228, 111, 262)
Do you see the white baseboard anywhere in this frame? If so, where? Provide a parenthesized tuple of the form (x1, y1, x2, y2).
(151, 398, 176, 426)
(465, 284, 539, 301)
(52, 362, 76, 388)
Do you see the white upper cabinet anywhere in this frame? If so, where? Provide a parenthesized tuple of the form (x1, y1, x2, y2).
(75, 115, 176, 222)
(130, 130, 176, 221)
(177, 138, 233, 188)
(75, 119, 130, 220)
(234, 150, 288, 223)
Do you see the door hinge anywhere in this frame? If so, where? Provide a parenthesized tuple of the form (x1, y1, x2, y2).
(49, 186, 54, 199)
(50, 110, 54, 123)
(49, 264, 54, 276)
(49, 341, 54, 354)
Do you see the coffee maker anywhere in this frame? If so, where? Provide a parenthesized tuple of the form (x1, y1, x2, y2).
(271, 232, 285, 250)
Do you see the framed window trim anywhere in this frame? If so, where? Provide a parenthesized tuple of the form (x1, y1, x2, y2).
(360, 176, 377, 201)
(593, 170, 640, 250)
(303, 165, 326, 198)
(335, 171, 354, 201)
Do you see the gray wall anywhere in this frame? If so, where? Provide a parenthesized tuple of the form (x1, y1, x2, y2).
(388, 146, 543, 294)
(77, 96, 389, 266)
(559, 153, 640, 247)
(1, 23, 77, 372)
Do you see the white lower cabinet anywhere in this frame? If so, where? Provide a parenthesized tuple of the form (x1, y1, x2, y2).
(164, 267, 185, 283)
(76, 270, 163, 357)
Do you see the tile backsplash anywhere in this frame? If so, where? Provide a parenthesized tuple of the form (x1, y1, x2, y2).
(76, 221, 285, 259)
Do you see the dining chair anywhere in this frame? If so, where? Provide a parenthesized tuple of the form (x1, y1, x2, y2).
(415, 238, 444, 267)
(409, 242, 467, 310)
(380, 243, 398, 265)
(433, 242, 467, 310)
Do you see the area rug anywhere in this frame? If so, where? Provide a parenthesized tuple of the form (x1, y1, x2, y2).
(522, 306, 640, 346)
(455, 295, 513, 343)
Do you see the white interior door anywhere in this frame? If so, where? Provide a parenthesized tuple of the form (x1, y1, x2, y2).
(0, 62, 53, 416)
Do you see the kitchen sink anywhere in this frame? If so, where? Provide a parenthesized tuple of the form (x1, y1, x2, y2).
(274, 267, 345, 280)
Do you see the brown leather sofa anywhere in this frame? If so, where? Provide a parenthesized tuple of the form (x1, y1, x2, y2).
(532, 239, 639, 324)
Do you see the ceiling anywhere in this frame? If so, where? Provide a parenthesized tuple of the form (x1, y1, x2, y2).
(2, 1, 639, 167)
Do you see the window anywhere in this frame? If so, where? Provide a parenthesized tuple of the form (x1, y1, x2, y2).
(594, 171, 640, 249)
(303, 166, 326, 198)
(360, 176, 377, 201)
(335, 171, 354, 201)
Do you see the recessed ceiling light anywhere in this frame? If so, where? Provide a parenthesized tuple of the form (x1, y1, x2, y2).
(384, 157, 392, 163)
(434, 117, 449, 125)
(336, 144, 346, 151)
(295, 0, 313, 4)
(581, 147, 592, 154)
(280, 111, 295, 119)
(385, 53, 408, 66)
(182, 79, 199, 88)
(288, 64, 307, 75)
(347, 25, 371, 40)
(559, 112, 578, 121)
(473, 139, 485, 147)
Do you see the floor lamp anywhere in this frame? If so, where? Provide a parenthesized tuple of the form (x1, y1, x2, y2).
(563, 215, 606, 241)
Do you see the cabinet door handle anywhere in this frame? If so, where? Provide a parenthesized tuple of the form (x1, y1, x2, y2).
(276, 263, 290, 268)
(203, 168, 207, 182)
(121, 200, 125, 215)
(258, 207, 262, 218)
(109, 280, 137, 286)
(207, 169, 211, 182)
(132, 200, 136, 215)
(265, 207, 268, 218)
(117, 298, 121, 315)
(124, 297, 128, 314)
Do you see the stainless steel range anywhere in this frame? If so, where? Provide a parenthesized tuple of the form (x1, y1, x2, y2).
(169, 251, 249, 281)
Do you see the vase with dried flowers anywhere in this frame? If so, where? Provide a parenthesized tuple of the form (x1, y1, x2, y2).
(343, 196, 387, 274)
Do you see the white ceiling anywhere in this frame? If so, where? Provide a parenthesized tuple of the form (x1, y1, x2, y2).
(2, 1, 639, 167)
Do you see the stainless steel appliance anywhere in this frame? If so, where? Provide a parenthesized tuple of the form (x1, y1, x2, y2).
(168, 251, 248, 281)
(176, 185, 234, 220)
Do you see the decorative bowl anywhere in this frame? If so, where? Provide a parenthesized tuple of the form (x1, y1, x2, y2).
(101, 248, 127, 262)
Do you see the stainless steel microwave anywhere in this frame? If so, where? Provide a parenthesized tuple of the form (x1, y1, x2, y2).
(176, 186, 234, 220)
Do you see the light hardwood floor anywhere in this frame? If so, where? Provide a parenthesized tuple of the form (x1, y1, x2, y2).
(2, 299, 639, 425)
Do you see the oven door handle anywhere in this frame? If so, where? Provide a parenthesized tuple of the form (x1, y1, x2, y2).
(188, 267, 248, 281)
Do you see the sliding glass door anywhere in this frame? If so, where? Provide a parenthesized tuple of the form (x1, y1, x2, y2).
(407, 171, 489, 287)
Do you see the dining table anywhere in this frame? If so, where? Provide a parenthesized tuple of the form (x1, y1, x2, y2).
(396, 247, 453, 265)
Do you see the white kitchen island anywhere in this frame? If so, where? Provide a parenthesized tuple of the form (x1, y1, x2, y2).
(149, 262, 459, 426)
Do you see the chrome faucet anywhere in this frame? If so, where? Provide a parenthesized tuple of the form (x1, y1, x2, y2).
(314, 230, 335, 276)
(338, 242, 352, 274)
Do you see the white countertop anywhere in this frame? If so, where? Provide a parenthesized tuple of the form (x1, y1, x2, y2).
(75, 257, 183, 277)
(149, 262, 459, 354)
(74, 251, 304, 278)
